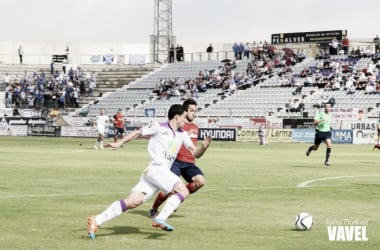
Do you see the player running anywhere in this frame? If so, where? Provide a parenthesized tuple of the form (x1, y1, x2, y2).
(306, 103, 333, 166)
(87, 104, 196, 239)
(94, 108, 109, 150)
(149, 98, 212, 217)
(113, 109, 126, 142)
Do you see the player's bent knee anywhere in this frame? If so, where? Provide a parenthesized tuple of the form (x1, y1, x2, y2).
(194, 176, 206, 188)
(174, 184, 190, 198)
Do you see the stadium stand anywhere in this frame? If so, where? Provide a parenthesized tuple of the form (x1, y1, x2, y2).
(83, 46, 379, 119)
(2, 42, 380, 120)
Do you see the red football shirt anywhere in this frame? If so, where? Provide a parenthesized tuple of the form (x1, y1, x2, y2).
(114, 113, 125, 128)
(176, 121, 198, 163)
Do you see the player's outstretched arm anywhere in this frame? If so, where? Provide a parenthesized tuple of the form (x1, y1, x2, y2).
(109, 129, 141, 149)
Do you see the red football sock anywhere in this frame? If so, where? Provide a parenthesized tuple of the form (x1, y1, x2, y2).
(186, 182, 197, 194)
(152, 191, 168, 210)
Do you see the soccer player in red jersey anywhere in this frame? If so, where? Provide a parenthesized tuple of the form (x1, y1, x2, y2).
(113, 109, 126, 142)
(149, 98, 212, 217)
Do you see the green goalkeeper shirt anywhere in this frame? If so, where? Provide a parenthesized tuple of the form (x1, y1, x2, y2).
(314, 111, 332, 132)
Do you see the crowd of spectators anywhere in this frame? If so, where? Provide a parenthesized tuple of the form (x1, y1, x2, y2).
(4, 67, 97, 113)
(285, 45, 379, 113)
(273, 37, 380, 113)
(154, 41, 305, 101)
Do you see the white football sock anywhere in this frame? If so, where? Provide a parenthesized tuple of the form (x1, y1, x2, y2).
(96, 200, 126, 226)
(155, 193, 183, 221)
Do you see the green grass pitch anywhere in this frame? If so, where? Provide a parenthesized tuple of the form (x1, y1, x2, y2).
(0, 136, 379, 250)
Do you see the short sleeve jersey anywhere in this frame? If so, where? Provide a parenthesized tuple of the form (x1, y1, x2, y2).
(141, 122, 194, 169)
(176, 121, 199, 163)
(114, 113, 125, 128)
(314, 111, 331, 132)
(96, 114, 109, 130)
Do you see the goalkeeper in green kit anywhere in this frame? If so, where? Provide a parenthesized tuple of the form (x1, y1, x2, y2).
(306, 103, 333, 166)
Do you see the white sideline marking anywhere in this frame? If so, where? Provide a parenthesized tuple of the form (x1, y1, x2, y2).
(297, 175, 380, 188)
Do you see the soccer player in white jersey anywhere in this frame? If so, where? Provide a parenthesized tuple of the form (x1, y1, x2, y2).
(94, 108, 109, 150)
(87, 104, 196, 239)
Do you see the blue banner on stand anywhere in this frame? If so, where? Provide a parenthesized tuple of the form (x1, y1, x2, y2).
(145, 108, 155, 117)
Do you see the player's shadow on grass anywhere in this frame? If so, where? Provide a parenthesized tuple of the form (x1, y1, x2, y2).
(288, 228, 309, 232)
(101, 226, 168, 239)
(288, 165, 322, 169)
(81, 226, 168, 239)
(128, 209, 185, 219)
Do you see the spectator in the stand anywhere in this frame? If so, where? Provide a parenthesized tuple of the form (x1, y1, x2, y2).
(79, 80, 86, 99)
(342, 36, 350, 55)
(18, 45, 23, 64)
(297, 49, 306, 62)
(66, 45, 70, 60)
(243, 42, 251, 59)
(58, 92, 66, 109)
(299, 67, 310, 78)
(5, 85, 13, 108)
(364, 79, 376, 94)
(68, 67, 74, 81)
(329, 38, 340, 55)
(91, 71, 97, 84)
(72, 86, 79, 108)
(50, 60, 55, 74)
(373, 35, 380, 52)
(376, 82, 380, 93)
(88, 79, 96, 97)
(237, 43, 244, 60)
(232, 42, 239, 60)
(292, 85, 302, 95)
(3, 73, 10, 87)
(278, 76, 290, 87)
(62, 58, 68, 74)
(169, 45, 175, 63)
(229, 79, 237, 94)
(285, 99, 291, 112)
(347, 84, 356, 95)
(327, 96, 336, 107)
(290, 99, 300, 112)
(206, 43, 213, 61)
(298, 100, 305, 112)
(176, 45, 184, 62)
(304, 75, 314, 87)
(349, 47, 358, 58)
(330, 78, 340, 91)
(372, 50, 380, 63)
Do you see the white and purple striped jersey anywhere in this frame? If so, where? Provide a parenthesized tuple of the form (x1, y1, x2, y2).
(141, 122, 194, 169)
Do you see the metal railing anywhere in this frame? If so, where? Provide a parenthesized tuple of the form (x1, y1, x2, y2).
(0, 51, 236, 66)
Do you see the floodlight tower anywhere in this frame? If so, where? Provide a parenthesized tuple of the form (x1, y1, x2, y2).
(152, 0, 174, 63)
